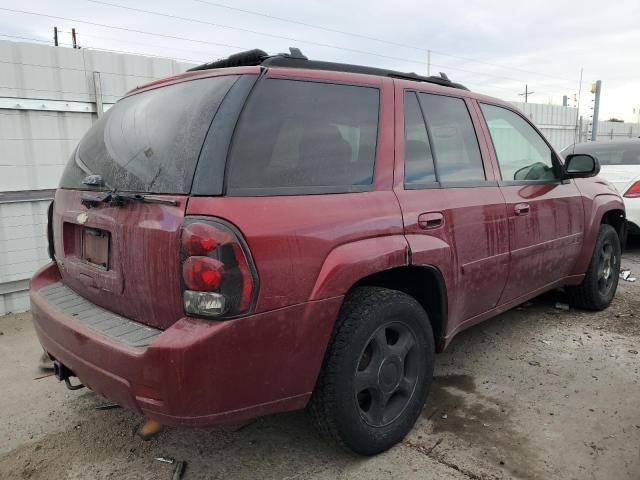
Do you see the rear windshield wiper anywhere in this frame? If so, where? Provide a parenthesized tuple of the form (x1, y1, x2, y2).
(80, 191, 177, 208)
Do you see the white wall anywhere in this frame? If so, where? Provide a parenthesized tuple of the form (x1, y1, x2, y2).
(0, 39, 193, 314)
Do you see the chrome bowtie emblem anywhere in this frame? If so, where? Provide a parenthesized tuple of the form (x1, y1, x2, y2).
(77, 212, 89, 225)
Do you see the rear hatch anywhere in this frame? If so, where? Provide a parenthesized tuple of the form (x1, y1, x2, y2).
(51, 73, 242, 329)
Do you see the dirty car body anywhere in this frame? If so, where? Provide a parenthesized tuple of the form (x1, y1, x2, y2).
(31, 49, 626, 454)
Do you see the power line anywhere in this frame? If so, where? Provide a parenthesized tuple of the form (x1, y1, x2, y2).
(84, 0, 430, 65)
(193, 0, 577, 85)
(430, 50, 576, 83)
(0, 7, 248, 51)
(58, 30, 227, 62)
(0, 33, 71, 46)
(193, 0, 427, 52)
(83, 1, 578, 92)
(0, 6, 578, 98)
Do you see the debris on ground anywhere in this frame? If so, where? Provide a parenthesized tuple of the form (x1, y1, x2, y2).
(554, 302, 570, 311)
(441, 413, 448, 419)
(528, 360, 541, 367)
(135, 418, 163, 441)
(154, 457, 175, 464)
(540, 340, 553, 346)
(172, 461, 186, 480)
(517, 301, 534, 310)
(95, 403, 121, 410)
(629, 350, 638, 355)
(620, 269, 636, 282)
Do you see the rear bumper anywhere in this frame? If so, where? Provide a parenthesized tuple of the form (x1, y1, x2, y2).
(30, 263, 341, 427)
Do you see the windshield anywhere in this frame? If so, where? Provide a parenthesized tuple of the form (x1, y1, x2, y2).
(562, 142, 640, 166)
(59, 75, 238, 194)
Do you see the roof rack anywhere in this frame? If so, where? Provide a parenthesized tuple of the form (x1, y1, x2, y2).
(187, 47, 469, 91)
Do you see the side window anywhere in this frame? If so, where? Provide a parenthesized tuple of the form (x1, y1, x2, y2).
(227, 78, 379, 193)
(418, 93, 485, 182)
(480, 104, 557, 181)
(404, 92, 436, 185)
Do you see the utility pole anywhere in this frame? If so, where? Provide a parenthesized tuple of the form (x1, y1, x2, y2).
(53, 27, 59, 47)
(591, 80, 602, 141)
(574, 67, 583, 145)
(427, 49, 431, 76)
(518, 84, 534, 103)
(71, 28, 78, 49)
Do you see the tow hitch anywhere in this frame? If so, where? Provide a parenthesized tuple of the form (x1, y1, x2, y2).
(53, 360, 85, 390)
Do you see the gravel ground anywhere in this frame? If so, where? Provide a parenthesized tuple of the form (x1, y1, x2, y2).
(1, 243, 639, 480)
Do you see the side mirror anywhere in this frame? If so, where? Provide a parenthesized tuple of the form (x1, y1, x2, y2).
(564, 153, 600, 179)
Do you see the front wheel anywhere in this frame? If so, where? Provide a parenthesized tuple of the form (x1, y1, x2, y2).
(566, 224, 621, 310)
(308, 287, 434, 455)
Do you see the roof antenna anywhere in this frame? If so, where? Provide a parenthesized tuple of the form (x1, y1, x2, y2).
(286, 47, 307, 60)
(439, 72, 450, 81)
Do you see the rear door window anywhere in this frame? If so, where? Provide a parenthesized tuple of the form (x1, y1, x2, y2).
(418, 93, 485, 182)
(404, 92, 437, 186)
(60, 75, 239, 194)
(227, 78, 380, 194)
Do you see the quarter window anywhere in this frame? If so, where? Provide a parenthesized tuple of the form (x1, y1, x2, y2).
(418, 93, 485, 182)
(404, 92, 436, 185)
(480, 104, 556, 181)
(227, 78, 379, 193)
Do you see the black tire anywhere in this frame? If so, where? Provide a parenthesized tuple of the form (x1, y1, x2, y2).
(566, 224, 621, 310)
(308, 287, 435, 456)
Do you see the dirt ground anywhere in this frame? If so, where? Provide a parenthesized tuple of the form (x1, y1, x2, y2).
(1, 245, 640, 480)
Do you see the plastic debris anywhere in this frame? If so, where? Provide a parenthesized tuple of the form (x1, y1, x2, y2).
(554, 302, 570, 311)
(620, 269, 636, 282)
(155, 457, 175, 464)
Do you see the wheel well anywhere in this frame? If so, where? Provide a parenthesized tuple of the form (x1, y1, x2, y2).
(353, 266, 447, 352)
(601, 209, 626, 245)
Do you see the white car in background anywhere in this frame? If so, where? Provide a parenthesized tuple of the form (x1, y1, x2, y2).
(562, 139, 640, 234)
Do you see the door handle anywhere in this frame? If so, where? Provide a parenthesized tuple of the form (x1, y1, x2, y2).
(514, 203, 530, 216)
(418, 212, 444, 230)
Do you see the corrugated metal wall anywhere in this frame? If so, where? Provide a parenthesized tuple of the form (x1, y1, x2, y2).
(588, 121, 640, 141)
(0, 39, 193, 314)
(510, 102, 580, 151)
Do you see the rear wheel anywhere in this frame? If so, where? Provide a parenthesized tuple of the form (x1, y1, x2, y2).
(566, 224, 621, 310)
(309, 287, 434, 455)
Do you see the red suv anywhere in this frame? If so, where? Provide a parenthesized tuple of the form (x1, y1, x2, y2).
(31, 48, 625, 455)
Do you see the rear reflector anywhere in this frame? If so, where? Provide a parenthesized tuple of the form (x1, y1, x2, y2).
(624, 181, 640, 198)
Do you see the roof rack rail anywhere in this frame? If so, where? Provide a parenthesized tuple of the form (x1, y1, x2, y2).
(187, 47, 469, 90)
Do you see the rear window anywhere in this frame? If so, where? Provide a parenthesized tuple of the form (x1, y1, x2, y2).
(60, 75, 238, 194)
(227, 78, 379, 194)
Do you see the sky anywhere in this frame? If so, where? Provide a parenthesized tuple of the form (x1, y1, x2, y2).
(1, 0, 639, 122)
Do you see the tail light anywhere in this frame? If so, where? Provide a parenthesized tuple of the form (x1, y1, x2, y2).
(180, 217, 258, 318)
(624, 181, 640, 198)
